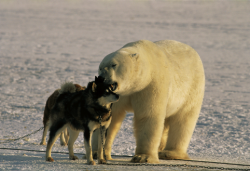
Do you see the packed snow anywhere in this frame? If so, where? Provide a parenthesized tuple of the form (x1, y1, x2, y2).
(0, 0, 250, 170)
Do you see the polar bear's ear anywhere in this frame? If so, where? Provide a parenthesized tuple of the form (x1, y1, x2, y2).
(130, 53, 139, 60)
(92, 82, 97, 92)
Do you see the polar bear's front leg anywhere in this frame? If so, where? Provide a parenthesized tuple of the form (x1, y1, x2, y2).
(131, 112, 165, 163)
(104, 107, 127, 160)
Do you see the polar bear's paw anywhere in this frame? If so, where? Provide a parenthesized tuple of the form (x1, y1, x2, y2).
(88, 161, 96, 165)
(105, 155, 113, 160)
(131, 154, 159, 163)
(98, 159, 107, 164)
(158, 150, 190, 160)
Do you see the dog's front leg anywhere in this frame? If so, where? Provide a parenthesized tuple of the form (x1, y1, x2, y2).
(91, 129, 99, 159)
(98, 126, 107, 164)
(84, 129, 95, 165)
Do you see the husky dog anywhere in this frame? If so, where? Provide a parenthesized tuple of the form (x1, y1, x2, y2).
(40, 84, 86, 146)
(46, 76, 119, 165)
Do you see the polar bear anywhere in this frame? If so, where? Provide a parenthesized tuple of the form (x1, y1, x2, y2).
(96, 40, 205, 163)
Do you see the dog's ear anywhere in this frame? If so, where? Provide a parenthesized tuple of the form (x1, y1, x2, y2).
(95, 76, 105, 83)
(92, 82, 97, 92)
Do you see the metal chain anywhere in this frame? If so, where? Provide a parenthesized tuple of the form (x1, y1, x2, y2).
(0, 127, 44, 144)
(0, 146, 249, 170)
(99, 116, 106, 161)
(106, 162, 249, 170)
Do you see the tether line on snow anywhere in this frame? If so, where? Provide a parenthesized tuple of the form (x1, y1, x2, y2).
(0, 127, 44, 144)
(0, 147, 249, 168)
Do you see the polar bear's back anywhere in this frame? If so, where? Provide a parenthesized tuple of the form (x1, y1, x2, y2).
(153, 40, 205, 114)
(122, 39, 203, 71)
(155, 40, 204, 79)
(155, 40, 201, 64)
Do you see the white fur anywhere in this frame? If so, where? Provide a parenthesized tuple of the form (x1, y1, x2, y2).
(88, 119, 112, 130)
(59, 82, 76, 94)
(98, 96, 111, 108)
(97, 94, 118, 108)
(88, 121, 100, 132)
(97, 40, 205, 163)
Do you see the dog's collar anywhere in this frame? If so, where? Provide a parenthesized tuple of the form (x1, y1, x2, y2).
(87, 106, 112, 123)
(95, 108, 112, 122)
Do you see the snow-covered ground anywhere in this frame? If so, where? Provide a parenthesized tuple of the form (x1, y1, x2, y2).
(0, 0, 250, 170)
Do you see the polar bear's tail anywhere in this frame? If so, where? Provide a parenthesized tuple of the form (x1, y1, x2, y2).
(58, 82, 76, 94)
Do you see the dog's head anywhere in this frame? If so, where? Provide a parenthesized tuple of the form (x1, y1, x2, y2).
(91, 76, 119, 107)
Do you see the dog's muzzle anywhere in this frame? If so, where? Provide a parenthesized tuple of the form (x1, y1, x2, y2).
(98, 76, 118, 92)
(110, 82, 117, 91)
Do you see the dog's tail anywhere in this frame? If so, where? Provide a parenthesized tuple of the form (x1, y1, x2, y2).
(58, 82, 76, 94)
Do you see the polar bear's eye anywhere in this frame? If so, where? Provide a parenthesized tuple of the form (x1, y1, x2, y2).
(111, 64, 117, 68)
(131, 53, 137, 57)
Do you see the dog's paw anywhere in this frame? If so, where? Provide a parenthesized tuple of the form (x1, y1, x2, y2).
(60, 142, 67, 146)
(88, 161, 96, 165)
(40, 142, 46, 145)
(98, 159, 107, 164)
(69, 155, 78, 160)
(46, 157, 54, 162)
(131, 154, 159, 163)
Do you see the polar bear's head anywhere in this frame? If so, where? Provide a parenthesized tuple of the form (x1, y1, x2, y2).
(98, 50, 140, 96)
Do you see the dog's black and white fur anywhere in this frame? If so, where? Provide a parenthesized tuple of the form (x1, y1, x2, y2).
(46, 76, 119, 165)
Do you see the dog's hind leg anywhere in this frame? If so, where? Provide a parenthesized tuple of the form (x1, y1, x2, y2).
(98, 126, 107, 164)
(67, 127, 79, 160)
(84, 128, 95, 165)
(60, 128, 68, 146)
(64, 128, 69, 144)
(46, 119, 67, 162)
(40, 121, 50, 145)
